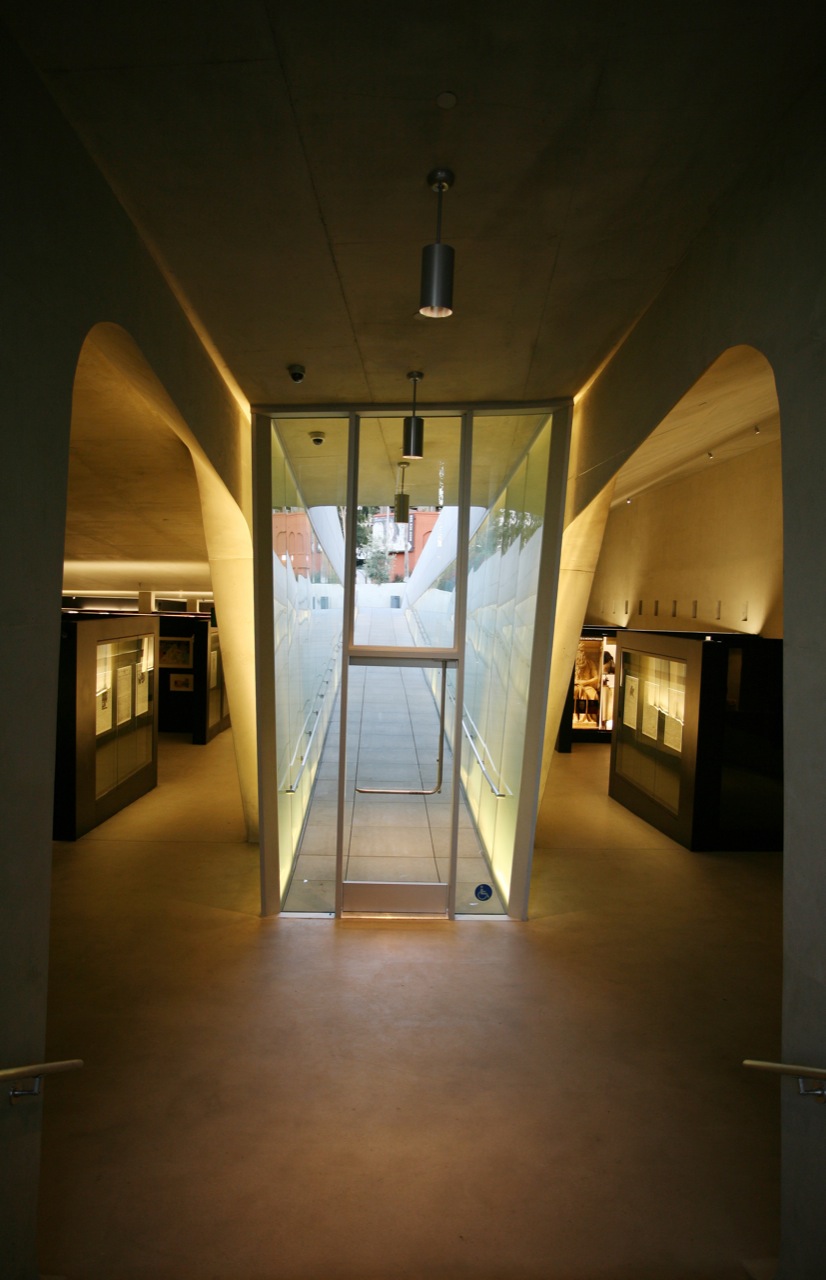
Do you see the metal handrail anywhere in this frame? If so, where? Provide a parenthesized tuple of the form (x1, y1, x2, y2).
(356, 661, 447, 796)
(462, 719, 507, 798)
(744, 1058, 826, 1100)
(285, 700, 326, 794)
(461, 706, 511, 795)
(284, 638, 343, 793)
(2, 1058, 83, 1104)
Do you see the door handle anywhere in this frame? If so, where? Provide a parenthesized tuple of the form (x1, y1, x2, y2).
(356, 661, 447, 796)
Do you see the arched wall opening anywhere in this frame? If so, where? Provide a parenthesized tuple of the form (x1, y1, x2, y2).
(585, 344, 782, 639)
(538, 342, 783, 820)
(64, 322, 258, 839)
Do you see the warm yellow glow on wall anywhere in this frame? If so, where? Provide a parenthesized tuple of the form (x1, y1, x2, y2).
(71, 324, 259, 840)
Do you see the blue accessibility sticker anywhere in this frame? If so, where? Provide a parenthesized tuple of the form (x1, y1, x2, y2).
(475, 883, 493, 901)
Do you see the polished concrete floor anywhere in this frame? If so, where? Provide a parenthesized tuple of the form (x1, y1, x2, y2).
(40, 730, 782, 1279)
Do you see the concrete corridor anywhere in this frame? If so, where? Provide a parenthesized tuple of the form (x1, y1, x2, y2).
(39, 729, 782, 1279)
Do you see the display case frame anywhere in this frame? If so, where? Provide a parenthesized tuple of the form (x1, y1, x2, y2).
(608, 630, 782, 851)
(157, 613, 229, 743)
(54, 613, 160, 839)
(557, 626, 617, 749)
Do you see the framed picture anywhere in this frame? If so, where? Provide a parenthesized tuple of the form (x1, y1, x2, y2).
(159, 637, 193, 668)
(169, 672, 194, 692)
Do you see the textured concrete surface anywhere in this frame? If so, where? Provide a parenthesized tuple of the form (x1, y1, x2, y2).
(38, 732, 781, 1278)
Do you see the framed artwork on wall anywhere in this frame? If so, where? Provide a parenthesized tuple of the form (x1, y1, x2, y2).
(169, 672, 194, 692)
(159, 637, 193, 668)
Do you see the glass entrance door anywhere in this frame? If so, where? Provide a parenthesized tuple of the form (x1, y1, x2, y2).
(337, 655, 456, 914)
(336, 412, 467, 916)
(253, 399, 572, 919)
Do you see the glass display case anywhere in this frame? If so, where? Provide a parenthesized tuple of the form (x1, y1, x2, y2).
(574, 634, 616, 732)
(557, 627, 617, 749)
(609, 630, 782, 851)
(614, 648, 686, 814)
(54, 613, 160, 839)
(95, 633, 155, 800)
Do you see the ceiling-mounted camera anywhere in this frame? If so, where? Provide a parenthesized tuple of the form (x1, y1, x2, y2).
(309, 431, 326, 446)
(288, 363, 306, 383)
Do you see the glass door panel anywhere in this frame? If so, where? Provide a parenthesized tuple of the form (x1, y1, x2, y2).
(340, 659, 452, 914)
(353, 414, 462, 653)
(460, 412, 554, 907)
(271, 416, 348, 907)
(257, 400, 569, 920)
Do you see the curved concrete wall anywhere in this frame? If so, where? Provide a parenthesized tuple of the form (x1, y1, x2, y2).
(559, 76, 826, 1277)
(588, 438, 783, 637)
(0, 29, 252, 1275)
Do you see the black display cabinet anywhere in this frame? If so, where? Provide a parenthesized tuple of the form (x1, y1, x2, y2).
(609, 631, 782, 851)
(54, 613, 159, 839)
(157, 614, 230, 743)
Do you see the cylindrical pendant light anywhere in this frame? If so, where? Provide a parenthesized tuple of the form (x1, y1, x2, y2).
(419, 169, 455, 318)
(402, 370, 424, 459)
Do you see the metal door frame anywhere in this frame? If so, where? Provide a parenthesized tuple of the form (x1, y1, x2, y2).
(252, 397, 573, 920)
(334, 408, 471, 918)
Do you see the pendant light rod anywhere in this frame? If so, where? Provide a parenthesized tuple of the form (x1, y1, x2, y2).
(429, 170, 453, 242)
(409, 369, 422, 412)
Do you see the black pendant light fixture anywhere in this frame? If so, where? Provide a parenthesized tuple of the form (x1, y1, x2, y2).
(402, 370, 424, 459)
(394, 461, 410, 525)
(419, 169, 455, 318)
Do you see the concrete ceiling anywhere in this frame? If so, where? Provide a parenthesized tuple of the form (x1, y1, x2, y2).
(3, 2, 818, 590)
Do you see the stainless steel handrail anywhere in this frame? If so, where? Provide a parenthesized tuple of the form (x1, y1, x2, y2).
(2, 1058, 83, 1104)
(461, 707, 511, 796)
(462, 720, 508, 797)
(744, 1058, 826, 1099)
(285, 699, 326, 794)
(284, 638, 343, 793)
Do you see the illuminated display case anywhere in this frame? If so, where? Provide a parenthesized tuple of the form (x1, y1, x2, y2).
(608, 631, 782, 851)
(54, 613, 160, 839)
(557, 627, 617, 749)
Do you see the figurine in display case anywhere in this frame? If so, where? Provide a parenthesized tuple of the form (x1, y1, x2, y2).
(574, 640, 602, 723)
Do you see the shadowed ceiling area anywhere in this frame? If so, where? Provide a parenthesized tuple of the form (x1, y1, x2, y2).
(6, 2, 819, 584)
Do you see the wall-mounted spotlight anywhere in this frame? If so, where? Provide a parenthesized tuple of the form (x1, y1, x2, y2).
(419, 169, 454, 317)
(402, 371, 424, 458)
(394, 462, 410, 524)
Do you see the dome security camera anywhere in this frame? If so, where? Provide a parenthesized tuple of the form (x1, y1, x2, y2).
(309, 431, 326, 446)
(288, 364, 306, 383)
